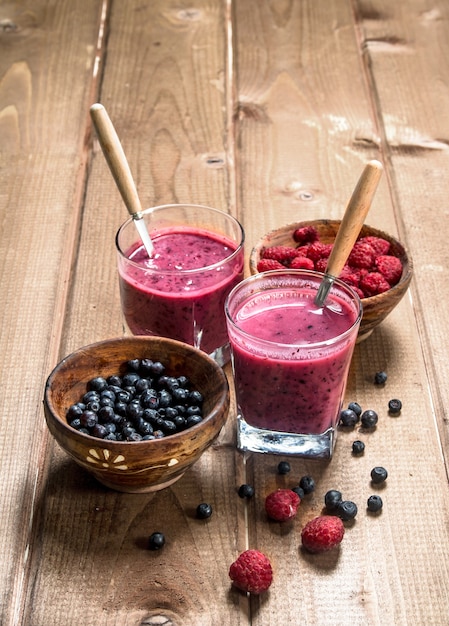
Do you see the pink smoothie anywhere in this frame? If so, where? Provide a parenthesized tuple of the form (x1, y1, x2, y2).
(228, 287, 358, 435)
(118, 227, 244, 355)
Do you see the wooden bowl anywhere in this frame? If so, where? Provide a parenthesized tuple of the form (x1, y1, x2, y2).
(44, 337, 230, 493)
(249, 220, 413, 341)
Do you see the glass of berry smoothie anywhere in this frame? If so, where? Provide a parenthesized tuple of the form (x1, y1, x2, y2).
(225, 269, 362, 458)
(116, 204, 244, 366)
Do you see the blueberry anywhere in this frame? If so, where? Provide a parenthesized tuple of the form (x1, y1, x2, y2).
(324, 489, 343, 511)
(172, 387, 189, 403)
(80, 410, 98, 429)
(374, 371, 387, 385)
(189, 390, 203, 405)
(87, 376, 108, 392)
(291, 486, 305, 499)
(388, 399, 402, 415)
(352, 440, 365, 455)
(338, 500, 358, 521)
(367, 495, 383, 512)
(277, 461, 291, 475)
(371, 466, 388, 484)
(339, 408, 358, 428)
(348, 401, 362, 417)
(67, 403, 84, 420)
(238, 484, 255, 498)
(186, 415, 203, 428)
(148, 532, 165, 550)
(91, 424, 107, 438)
(299, 475, 315, 494)
(361, 409, 378, 429)
(196, 503, 213, 519)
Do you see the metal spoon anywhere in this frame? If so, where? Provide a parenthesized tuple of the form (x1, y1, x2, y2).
(90, 103, 154, 257)
(314, 159, 383, 307)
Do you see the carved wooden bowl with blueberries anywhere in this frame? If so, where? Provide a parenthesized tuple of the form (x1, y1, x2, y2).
(249, 219, 413, 341)
(44, 336, 229, 493)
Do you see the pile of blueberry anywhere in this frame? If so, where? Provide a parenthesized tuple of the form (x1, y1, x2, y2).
(66, 358, 204, 441)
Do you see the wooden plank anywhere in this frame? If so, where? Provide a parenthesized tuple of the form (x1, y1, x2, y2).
(25, 1, 248, 624)
(0, 1, 104, 624)
(356, 0, 449, 458)
(233, 0, 449, 624)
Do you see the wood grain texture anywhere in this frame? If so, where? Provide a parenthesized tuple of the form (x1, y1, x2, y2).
(0, 1, 104, 623)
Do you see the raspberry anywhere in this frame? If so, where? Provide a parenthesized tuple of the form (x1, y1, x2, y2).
(360, 272, 390, 297)
(293, 226, 319, 245)
(307, 241, 332, 262)
(261, 245, 298, 263)
(314, 258, 328, 273)
(229, 549, 273, 594)
(290, 255, 314, 270)
(265, 488, 301, 521)
(301, 516, 345, 553)
(375, 255, 403, 286)
(339, 265, 360, 288)
(257, 258, 284, 272)
(359, 235, 391, 256)
(347, 241, 376, 269)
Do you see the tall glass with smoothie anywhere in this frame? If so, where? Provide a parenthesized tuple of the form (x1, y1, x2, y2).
(116, 204, 244, 365)
(225, 270, 362, 458)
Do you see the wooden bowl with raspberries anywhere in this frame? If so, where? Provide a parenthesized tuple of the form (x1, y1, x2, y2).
(249, 219, 413, 341)
(44, 336, 229, 493)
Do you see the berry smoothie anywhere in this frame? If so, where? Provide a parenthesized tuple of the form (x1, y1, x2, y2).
(226, 273, 361, 436)
(118, 226, 244, 357)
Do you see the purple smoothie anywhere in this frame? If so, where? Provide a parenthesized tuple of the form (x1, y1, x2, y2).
(228, 285, 359, 435)
(118, 226, 244, 355)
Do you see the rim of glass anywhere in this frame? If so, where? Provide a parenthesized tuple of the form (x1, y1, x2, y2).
(115, 204, 245, 274)
(225, 269, 363, 349)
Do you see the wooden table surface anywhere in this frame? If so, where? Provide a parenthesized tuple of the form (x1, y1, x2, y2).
(2, 0, 449, 624)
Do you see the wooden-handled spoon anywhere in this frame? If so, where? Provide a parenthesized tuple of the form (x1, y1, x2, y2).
(90, 103, 154, 257)
(314, 159, 383, 306)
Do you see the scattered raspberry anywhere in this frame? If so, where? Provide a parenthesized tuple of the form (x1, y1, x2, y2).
(301, 516, 345, 553)
(265, 489, 301, 521)
(360, 272, 391, 297)
(229, 549, 273, 594)
(290, 255, 314, 270)
(375, 255, 403, 286)
(359, 235, 391, 256)
(261, 246, 299, 263)
(293, 226, 319, 245)
(257, 258, 284, 272)
(347, 241, 376, 269)
(307, 241, 332, 262)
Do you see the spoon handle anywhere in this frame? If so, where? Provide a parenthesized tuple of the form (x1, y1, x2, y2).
(90, 103, 143, 217)
(325, 159, 383, 278)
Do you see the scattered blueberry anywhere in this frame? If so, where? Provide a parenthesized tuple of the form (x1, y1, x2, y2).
(388, 399, 402, 415)
(348, 401, 362, 417)
(352, 440, 365, 455)
(148, 532, 165, 550)
(337, 500, 358, 521)
(291, 486, 305, 499)
(196, 503, 213, 519)
(367, 495, 383, 512)
(339, 408, 359, 428)
(277, 461, 291, 475)
(299, 475, 315, 495)
(374, 371, 388, 385)
(361, 409, 378, 429)
(324, 489, 343, 512)
(371, 466, 388, 484)
(238, 484, 255, 499)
